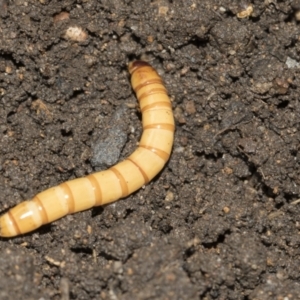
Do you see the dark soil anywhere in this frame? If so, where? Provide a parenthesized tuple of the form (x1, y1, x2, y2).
(1, 0, 300, 299)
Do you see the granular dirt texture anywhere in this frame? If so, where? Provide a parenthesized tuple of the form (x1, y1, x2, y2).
(1, 0, 300, 299)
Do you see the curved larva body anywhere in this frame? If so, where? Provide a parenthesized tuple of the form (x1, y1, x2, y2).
(0, 61, 175, 237)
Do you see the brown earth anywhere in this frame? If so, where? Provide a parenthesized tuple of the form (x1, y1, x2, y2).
(1, 0, 300, 299)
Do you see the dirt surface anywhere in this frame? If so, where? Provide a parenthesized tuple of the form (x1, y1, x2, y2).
(1, 0, 300, 299)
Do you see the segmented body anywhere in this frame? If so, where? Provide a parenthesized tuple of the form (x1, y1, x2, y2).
(0, 61, 175, 237)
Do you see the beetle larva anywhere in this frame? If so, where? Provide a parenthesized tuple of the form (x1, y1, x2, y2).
(0, 61, 175, 237)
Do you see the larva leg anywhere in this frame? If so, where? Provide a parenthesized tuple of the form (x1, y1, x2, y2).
(0, 61, 175, 237)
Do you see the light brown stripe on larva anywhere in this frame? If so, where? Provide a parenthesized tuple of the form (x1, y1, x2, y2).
(110, 167, 129, 197)
(141, 101, 172, 113)
(7, 211, 21, 235)
(138, 88, 167, 103)
(134, 78, 163, 93)
(32, 196, 49, 224)
(59, 182, 75, 214)
(139, 145, 170, 162)
(126, 157, 150, 184)
(86, 174, 103, 206)
(143, 123, 175, 132)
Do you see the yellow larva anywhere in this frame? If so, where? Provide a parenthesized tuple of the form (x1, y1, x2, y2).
(0, 61, 175, 237)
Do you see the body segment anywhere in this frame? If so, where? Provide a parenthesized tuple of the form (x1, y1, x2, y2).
(0, 61, 175, 237)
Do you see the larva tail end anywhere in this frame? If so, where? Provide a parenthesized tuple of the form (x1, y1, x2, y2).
(0, 213, 19, 237)
(128, 60, 150, 74)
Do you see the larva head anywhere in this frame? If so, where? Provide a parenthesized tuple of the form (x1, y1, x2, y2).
(128, 60, 151, 75)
